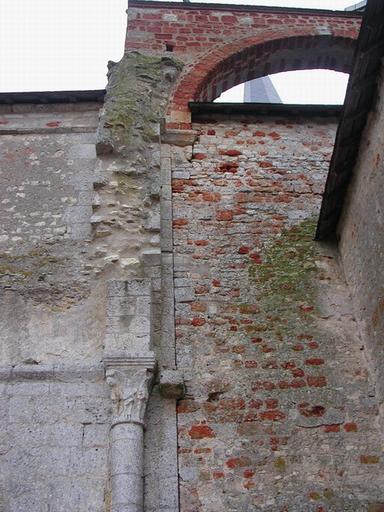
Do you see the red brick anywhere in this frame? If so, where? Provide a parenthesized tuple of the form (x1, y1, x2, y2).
(46, 121, 61, 128)
(191, 317, 206, 326)
(344, 422, 358, 432)
(216, 210, 234, 221)
(260, 410, 285, 421)
(259, 161, 273, 168)
(324, 424, 340, 433)
(265, 399, 278, 409)
(307, 375, 327, 387)
(189, 424, 216, 439)
(202, 192, 221, 202)
(191, 302, 207, 312)
(299, 403, 325, 417)
(305, 358, 325, 366)
(221, 149, 242, 156)
(173, 218, 188, 227)
(226, 456, 251, 469)
(249, 253, 262, 264)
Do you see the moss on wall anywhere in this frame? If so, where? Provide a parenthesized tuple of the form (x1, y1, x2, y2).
(250, 217, 318, 338)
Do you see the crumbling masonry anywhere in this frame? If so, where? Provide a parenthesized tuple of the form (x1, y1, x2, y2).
(0, 1, 384, 511)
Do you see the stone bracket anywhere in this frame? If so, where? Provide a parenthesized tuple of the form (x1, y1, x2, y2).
(159, 369, 186, 399)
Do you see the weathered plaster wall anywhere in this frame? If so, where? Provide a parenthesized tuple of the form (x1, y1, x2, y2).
(338, 68, 384, 419)
(0, 105, 106, 366)
(171, 116, 384, 511)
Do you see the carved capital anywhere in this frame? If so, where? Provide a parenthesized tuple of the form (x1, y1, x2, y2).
(104, 354, 156, 427)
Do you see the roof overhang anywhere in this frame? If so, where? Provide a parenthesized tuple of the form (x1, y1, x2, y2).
(0, 90, 105, 105)
(189, 102, 343, 119)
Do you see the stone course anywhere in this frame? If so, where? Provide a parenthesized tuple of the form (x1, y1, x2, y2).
(0, 368, 110, 512)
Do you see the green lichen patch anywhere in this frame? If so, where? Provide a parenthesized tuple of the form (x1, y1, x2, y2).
(0, 249, 64, 283)
(274, 456, 286, 472)
(159, 382, 186, 400)
(249, 217, 318, 338)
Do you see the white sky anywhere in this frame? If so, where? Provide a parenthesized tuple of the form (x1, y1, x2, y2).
(0, 0, 356, 103)
(217, 70, 350, 103)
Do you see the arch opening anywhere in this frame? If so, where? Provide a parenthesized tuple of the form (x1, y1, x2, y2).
(216, 69, 350, 104)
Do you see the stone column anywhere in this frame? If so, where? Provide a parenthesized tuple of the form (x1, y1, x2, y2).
(104, 279, 156, 512)
(105, 357, 156, 512)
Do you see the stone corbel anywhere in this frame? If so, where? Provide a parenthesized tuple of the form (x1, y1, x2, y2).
(104, 355, 156, 512)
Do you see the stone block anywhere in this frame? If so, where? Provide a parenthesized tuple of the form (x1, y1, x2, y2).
(159, 370, 185, 399)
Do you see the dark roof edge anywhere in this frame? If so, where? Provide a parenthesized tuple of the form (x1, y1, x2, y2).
(0, 90, 106, 105)
(190, 102, 343, 118)
(316, 0, 384, 240)
(128, 0, 362, 17)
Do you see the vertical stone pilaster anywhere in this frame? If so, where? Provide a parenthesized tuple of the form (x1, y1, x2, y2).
(105, 279, 153, 357)
(104, 279, 156, 512)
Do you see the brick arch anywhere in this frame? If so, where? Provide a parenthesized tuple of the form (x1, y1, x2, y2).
(196, 35, 355, 102)
(167, 31, 358, 129)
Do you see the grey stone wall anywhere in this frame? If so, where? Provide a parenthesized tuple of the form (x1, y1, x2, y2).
(0, 367, 110, 512)
(338, 67, 384, 422)
(0, 103, 113, 512)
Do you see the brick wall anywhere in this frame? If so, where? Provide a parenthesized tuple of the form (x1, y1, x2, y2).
(125, 3, 361, 127)
(171, 116, 384, 511)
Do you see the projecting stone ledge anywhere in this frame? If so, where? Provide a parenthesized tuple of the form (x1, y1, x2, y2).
(159, 369, 186, 399)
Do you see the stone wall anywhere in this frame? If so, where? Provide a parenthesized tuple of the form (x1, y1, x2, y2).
(338, 67, 384, 420)
(0, 97, 180, 511)
(0, 368, 110, 512)
(1, 62, 384, 512)
(171, 116, 384, 511)
(0, 103, 113, 512)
